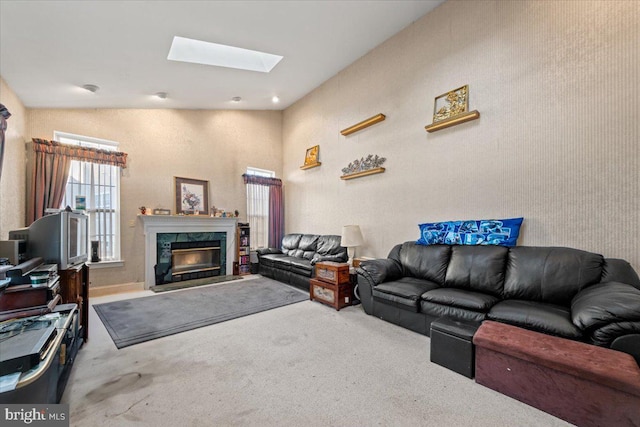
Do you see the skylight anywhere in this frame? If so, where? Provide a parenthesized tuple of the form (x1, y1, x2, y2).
(167, 36, 283, 73)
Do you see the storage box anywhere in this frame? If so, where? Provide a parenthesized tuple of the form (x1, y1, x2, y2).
(315, 261, 350, 285)
(474, 321, 640, 427)
(430, 318, 480, 378)
(309, 278, 353, 311)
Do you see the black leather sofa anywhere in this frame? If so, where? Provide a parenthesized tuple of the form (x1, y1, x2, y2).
(357, 242, 640, 360)
(257, 234, 348, 291)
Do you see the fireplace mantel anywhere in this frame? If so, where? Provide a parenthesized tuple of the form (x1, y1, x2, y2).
(139, 215, 238, 288)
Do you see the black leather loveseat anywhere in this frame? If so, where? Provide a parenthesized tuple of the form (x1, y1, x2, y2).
(257, 234, 348, 291)
(357, 242, 640, 360)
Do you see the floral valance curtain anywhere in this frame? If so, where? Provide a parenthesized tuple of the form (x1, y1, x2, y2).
(242, 174, 281, 187)
(27, 138, 128, 224)
(242, 174, 284, 248)
(32, 138, 128, 168)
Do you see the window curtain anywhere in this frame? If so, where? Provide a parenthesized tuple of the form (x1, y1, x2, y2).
(268, 184, 284, 248)
(246, 181, 270, 249)
(27, 138, 128, 224)
(0, 103, 11, 182)
(242, 174, 284, 249)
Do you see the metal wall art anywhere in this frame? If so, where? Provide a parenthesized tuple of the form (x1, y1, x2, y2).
(425, 85, 480, 133)
(340, 154, 386, 180)
(300, 145, 321, 170)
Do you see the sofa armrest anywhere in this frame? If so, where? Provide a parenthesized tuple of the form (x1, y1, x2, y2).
(354, 258, 401, 315)
(256, 247, 282, 256)
(357, 258, 403, 287)
(602, 258, 640, 289)
(572, 281, 640, 331)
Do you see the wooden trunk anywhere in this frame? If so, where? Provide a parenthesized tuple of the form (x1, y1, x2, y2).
(309, 278, 353, 311)
(314, 261, 350, 286)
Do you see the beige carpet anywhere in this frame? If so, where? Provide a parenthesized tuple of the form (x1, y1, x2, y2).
(62, 276, 570, 427)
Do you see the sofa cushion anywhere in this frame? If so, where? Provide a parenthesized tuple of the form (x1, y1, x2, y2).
(312, 235, 348, 264)
(571, 282, 640, 330)
(259, 253, 287, 268)
(289, 249, 303, 258)
(395, 242, 451, 285)
(422, 288, 499, 311)
(281, 234, 302, 256)
(504, 247, 604, 306)
(289, 258, 313, 277)
(420, 302, 487, 323)
(271, 256, 295, 271)
(373, 277, 439, 312)
(444, 245, 508, 296)
(488, 300, 583, 339)
(299, 234, 319, 260)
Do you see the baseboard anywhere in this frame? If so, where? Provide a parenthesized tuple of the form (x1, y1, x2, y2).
(89, 282, 145, 298)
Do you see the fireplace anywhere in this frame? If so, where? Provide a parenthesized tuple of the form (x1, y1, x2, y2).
(139, 215, 238, 289)
(171, 240, 221, 282)
(155, 233, 226, 285)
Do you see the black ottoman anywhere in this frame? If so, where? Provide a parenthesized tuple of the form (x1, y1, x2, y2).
(430, 318, 480, 378)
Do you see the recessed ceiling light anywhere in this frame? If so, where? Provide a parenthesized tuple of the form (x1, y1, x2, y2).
(231, 96, 242, 102)
(167, 36, 283, 73)
(272, 96, 280, 104)
(82, 84, 99, 93)
(155, 92, 168, 99)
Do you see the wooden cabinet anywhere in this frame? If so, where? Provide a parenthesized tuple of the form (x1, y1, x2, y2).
(59, 263, 89, 343)
(236, 224, 251, 275)
(310, 261, 353, 311)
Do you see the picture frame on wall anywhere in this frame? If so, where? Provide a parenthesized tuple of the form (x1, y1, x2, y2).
(304, 145, 319, 166)
(433, 85, 468, 123)
(175, 176, 209, 215)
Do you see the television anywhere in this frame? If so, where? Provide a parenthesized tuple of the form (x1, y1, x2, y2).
(9, 211, 89, 269)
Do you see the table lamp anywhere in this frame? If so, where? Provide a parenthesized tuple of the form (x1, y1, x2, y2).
(341, 225, 364, 266)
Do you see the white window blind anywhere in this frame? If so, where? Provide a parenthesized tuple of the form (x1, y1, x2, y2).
(246, 167, 274, 249)
(55, 132, 121, 262)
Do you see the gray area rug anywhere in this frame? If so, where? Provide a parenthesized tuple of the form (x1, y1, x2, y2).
(94, 277, 308, 349)
(149, 275, 243, 293)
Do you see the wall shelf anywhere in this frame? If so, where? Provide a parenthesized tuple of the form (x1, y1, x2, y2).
(340, 167, 385, 180)
(341, 113, 386, 136)
(300, 162, 321, 170)
(425, 110, 480, 133)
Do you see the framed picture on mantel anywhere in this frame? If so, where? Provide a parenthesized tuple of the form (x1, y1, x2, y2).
(175, 176, 209, 215)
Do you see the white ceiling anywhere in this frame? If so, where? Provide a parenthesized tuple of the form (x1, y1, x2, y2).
(0, 0, 444, 110)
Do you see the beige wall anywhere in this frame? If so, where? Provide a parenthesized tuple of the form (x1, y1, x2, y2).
(282, 0, 640, 271)
(0, 77, 27, 238)
(27, 109, 282, 286)
(4, 0, 640, 285)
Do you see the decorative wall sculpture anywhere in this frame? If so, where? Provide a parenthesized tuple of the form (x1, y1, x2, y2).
(340, 154, 386, 180)
(425, 85, 480, 133)
(300, 145, 321, 170)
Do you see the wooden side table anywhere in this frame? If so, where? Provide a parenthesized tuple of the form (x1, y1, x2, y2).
(310, 261, 353, 310)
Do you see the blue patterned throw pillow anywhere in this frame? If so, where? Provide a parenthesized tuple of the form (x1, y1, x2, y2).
(417, 217, 523, 247)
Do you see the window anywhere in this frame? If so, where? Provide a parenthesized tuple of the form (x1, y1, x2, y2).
(55, 132, 121, 263)
(245, 167, 275, 249)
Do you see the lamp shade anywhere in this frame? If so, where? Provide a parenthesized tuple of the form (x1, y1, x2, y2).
(341, 225, 364, 247)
